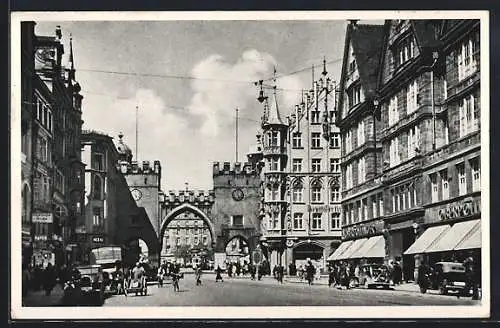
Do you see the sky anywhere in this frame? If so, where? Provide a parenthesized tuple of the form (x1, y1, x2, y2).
(34, 19, 381, 191)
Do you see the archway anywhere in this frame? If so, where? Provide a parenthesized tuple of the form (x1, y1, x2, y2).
(293, 240, 326, 272)
(159, 203, 216, 266)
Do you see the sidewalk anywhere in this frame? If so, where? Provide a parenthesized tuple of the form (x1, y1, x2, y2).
(22, 285, 64, 307)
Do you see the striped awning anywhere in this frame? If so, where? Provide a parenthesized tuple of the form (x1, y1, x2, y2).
(454, 222, 481, 250)
(337, 238, 368, 260)
(404, 225, 451, 255)
(350, 235, 385, 259)
(327, 240, 353, 261)
(425, 220, 480, 253)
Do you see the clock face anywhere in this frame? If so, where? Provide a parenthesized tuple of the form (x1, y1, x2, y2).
(232, 188, 244, 201)
(131, 189, 142, 201)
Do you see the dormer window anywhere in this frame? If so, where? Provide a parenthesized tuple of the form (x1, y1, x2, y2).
(348, 83, 362, 109)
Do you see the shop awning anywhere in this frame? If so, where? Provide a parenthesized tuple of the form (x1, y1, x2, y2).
(351, 235, 385, 259)
(337, 238, 368, 260)
(327, 240, 354, 261)
(454, 222, 481, 251)
(425, 219, 480, 253)
(404, 224, 451, 255)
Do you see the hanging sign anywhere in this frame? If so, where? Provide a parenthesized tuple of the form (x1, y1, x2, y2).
(32, 213, 53, 223)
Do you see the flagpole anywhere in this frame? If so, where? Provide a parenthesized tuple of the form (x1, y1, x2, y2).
(136, 106, 139, 161)
(235, 107, 239, 162)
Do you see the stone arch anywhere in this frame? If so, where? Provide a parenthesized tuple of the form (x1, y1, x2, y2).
(225, 234, 250, 249)
(160, 203, 216, 245)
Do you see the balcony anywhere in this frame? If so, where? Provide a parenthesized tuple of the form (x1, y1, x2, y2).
(424, 131, 480, 168)
(382, 156, 423, 183)
(262, 145, 287, 156)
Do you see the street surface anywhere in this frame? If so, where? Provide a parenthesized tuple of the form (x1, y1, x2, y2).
(103, 273, 480, 307)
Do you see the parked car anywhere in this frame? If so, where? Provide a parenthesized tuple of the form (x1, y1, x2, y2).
(74, 264, 105, 305)
(354, 264, 391, 289)
(428, 262, 468, 295)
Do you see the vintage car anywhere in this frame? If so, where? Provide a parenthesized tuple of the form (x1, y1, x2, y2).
(354, 264, 392, 289)
(75, 264, 105, 305)
(428, 262, 468, 295)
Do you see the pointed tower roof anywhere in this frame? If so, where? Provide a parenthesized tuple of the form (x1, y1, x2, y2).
(69, 34, 75, 71)
(261, 68, 288, 128)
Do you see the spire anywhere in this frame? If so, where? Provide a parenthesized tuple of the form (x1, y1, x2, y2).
(69, 34, 75, 71)
(265, 67, 285, 126)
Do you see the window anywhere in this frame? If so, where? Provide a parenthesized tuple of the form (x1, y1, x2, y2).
(312, 159, 321, 173)
(457, 163, 467, 196)
(293, 213, 304, 230)
(355, 201, 361, 223)
(311, 182, 322, 203)
(407, 80, 419, 114)
(329, 111, 337, 123)
(459, 93, 479, 137)
(37, 137, 48, 163)
(389, 137, 400, 167)
(269, 185, 280, 201)
(348, 83, 362, 108)
(430, 173, 438, 202)
(93, 175, 102, 200)
(186, 237, 190, 245)
(269, 158, 280, 171)
(330, 158, 340, 173)
(378, 193, 384, 216)
(292, 159, 302, 172)
(372, 196, 378, 218)
(55, 170, 64, 194)
(176, 237, 181, 246)
(203, 236, 208, 245)
(331, 212, 341, 229)
(358, 157, 366, 184)
(441, 170, 449, 200)
(269, 215, 279, 230)
(311, 132, 321, 148)
(92, 207, 102, 227)
(330, 185, 340, 202)
(312, 213, 322, 230)
(395, 36, 415, 67)
(269, 131, 279, 146)
(330, 133, 340, 148)
(311, 111, 321, 124)
(194, 237, 199, 245)
(388, 95, 399, 126)
(92, 153, 105, 171)
(292, 132, 302, 148)
(345, 129, 352, 153)
(407, 125, 421, 158)
(232, 215, 243, 227)
(458, 32, 479, 81)
(292, 183, 303, 203)
(357, 119, 365, 145)
(471, 158, 480, 192)
(345, 163, 353, 190)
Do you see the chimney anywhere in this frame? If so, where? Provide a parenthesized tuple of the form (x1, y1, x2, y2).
(154, 160, 161, 174)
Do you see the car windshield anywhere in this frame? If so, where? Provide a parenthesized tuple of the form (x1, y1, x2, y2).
(77, 267, 100, 276)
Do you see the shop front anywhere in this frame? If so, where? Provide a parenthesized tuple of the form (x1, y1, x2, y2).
(328, 219, 385, 265)
(385, 219, 421, 282)
(404, 195, 481, 281)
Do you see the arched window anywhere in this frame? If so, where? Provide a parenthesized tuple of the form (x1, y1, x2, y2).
(93, 174, 102, 200)
(311, 180, 322, 203)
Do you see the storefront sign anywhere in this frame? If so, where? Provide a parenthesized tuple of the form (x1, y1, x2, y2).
(342, 220, 384, 239)
(34, 235, 48, 241)
(32, 213, 53, 224)
(92, 236, 104, 244)
(438, 198, 481, 221)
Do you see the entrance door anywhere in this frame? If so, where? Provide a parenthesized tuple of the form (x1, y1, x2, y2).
(293, 243, 324, 272)
(402, 230, 416, 282)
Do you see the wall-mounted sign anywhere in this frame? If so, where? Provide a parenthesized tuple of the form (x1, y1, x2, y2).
(342, 220, 384, 240)
(92, 236, 104, 244)
(34, 235, 48, 241)
(438, 198, 481, 221)
(32, 213, 53, 224)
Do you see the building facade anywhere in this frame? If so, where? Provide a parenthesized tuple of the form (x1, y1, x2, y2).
(255, 64, 343, 273)
(333, 19, 482, 283)
(24, 23, 85, 268)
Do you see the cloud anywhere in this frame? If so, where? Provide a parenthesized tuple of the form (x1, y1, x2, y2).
(187, 49, 304, 138)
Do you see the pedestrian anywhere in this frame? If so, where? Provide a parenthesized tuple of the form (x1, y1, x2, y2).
(227, 263, 233, 278)
(464, 257, 479, 299)
(43, 262, 57, 296)
(215, 265, 224, 282)
(328, 265, 335, 288)
(249, 264, 256, 280)
(393, 261, 402, 285)
(157, 265, 165, 287)
(195, 266, 202, 286)
(306, 260, 315, 285)
(235, 262, 241, 277)
(172, 272, 181, 292)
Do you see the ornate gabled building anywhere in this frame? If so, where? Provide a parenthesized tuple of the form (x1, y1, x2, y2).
(332, 19, 482, 285)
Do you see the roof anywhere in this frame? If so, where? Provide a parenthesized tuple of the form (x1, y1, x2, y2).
(349, 24, 385, 97)
(411, 20, 442, 49)
(264, 89, 286, 126)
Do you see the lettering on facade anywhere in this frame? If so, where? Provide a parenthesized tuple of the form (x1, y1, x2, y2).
(307, 205, 341, 213)
(92, 236, 104, 244)
(342, 221, 383, 239)
(438, 198, 481, 221)
(32, 213, 53, 223)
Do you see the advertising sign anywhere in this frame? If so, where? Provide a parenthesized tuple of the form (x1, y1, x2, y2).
(92, 236, 104, 244)
(32, 212, 53, 224)
(438, 198, 481, 221)
(90, 246, 122, 265)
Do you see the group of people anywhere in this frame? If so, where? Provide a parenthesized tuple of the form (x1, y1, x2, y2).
(22, 262, 59, 297)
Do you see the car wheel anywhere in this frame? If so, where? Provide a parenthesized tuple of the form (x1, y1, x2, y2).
(439, 280, 448, 295)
